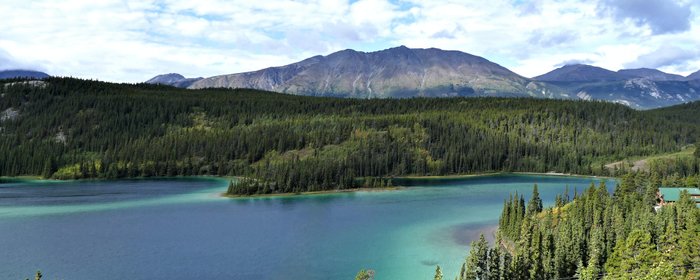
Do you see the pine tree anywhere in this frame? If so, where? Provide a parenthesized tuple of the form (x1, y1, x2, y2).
(488, 246, 501, 279)
(461, 241, 480, 280)
(527, 184, 543, 216)
(433, 265, 443, 280)
(475, 234, 490, 279)
(501, 249, 513, 280)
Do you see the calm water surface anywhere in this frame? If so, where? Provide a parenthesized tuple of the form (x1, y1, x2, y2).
(0, 175, 613, 279)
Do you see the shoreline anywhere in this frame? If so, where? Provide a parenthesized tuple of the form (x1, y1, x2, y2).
(2, 172, 614, 198)
(221, 186, 405, 199)
(223, 172, 615, 199)
(394, 171, 613, 180)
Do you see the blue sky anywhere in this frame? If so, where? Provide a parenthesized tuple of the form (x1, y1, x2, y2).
(1, 0, 699, 82)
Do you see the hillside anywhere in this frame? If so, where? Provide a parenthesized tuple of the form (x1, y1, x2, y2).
(604, 146, 696, 173)
(1, 78, 700, 195)
(457, 172, 700, 280)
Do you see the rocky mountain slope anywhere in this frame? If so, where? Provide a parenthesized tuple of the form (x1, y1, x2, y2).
(145, 46, 700, 109)
(188, 46, 565, 98)
(535, 65, 700, 109)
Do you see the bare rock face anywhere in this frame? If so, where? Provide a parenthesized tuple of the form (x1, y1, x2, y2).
(1, 107, 19, 121)
(189, 46, 567, 99)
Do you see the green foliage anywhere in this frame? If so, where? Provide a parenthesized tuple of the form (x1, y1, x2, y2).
(2, 78, 700, 195)
(527, 184, 543, 216)
(463, 173, 700, 280)
(354, 269, 374, 280)
(433, 265, 443, 280)
(227, 178, 273, 196)
(604, 229, 661, 279)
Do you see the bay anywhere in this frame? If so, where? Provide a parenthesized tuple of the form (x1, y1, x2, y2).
(0, 174, 614, 279)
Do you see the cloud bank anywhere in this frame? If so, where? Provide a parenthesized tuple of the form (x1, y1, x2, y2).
(0, 0, 698, 81)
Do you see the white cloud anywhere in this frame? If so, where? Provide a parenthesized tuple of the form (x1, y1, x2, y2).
(0, 0, 698, 81)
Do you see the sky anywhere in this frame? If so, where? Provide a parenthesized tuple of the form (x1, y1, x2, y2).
(1, 0, 699, 82)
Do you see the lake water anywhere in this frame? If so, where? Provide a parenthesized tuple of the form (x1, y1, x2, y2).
(0, 174, 613, 279)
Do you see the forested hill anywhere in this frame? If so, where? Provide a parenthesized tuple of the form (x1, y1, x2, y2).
(454, 173, 700, 280)
(1, 78, 699, 194)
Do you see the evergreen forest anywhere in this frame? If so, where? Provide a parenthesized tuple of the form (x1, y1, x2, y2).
(1, 78, 700, 196)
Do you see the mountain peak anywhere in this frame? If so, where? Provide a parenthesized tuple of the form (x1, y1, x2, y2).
(146, 73, 185, 83)
(0, 69, 50, 80)
(189, 47, 563, 99)
(145, 73, 202, 88)
(386, 45, 409, 51)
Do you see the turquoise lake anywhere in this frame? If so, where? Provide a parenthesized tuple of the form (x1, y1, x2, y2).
(0, 174, 614, 279)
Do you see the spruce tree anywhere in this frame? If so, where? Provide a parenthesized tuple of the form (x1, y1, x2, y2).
(461, 241, 480, 280)
(527, 184, 543, 215)
(433, 265, 443, 280)
(475, 234, 489, 279)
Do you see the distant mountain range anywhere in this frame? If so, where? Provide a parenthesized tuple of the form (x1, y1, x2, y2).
(0, 70, 49, 80)
(145, 73, 203, 88)
(144, 46, 700, 109)
(535, 64, 700, 108)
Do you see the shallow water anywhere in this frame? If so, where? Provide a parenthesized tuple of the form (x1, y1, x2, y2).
(0, 174, 613, 279)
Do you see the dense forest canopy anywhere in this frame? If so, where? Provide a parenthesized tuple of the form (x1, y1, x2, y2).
(1, 78, 700, 195)
(452, 172, 700, 280)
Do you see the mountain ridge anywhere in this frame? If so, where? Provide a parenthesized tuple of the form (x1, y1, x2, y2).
(144, 46, 700, 109)
(617, 68, 685, 81)
(0, 69, 49, 80)
(189, 46, 565, 99)
(534, 64, 626, 82)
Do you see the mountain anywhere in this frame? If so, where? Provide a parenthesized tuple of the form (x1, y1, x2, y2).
(553, 78, 700, 109)
(533, 64, 627, 82)
(687, 70, 700, 81)
(617, 68, 685, 81)
(189, 46, 565, 99)
(0, 69, 49, 80)
(530, 64, 700, 109)
(175, 46, 700, 109)
(146, 73, 203, 88)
